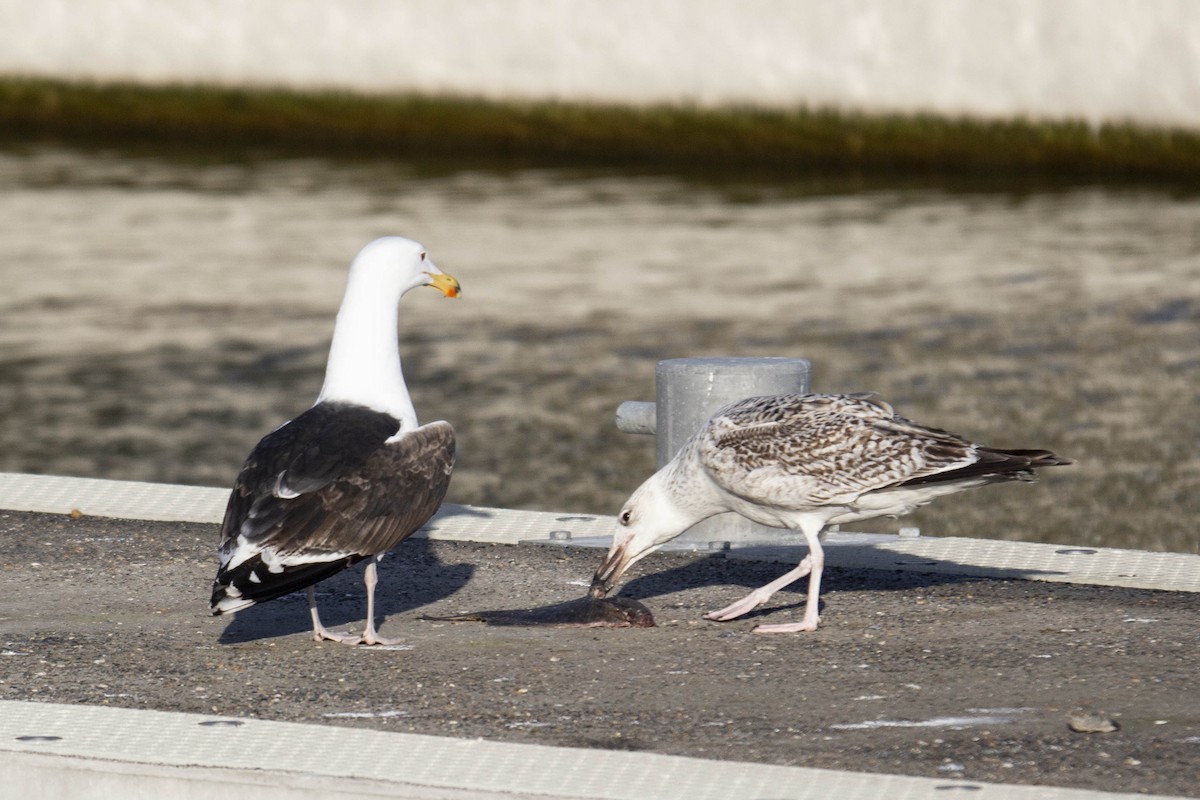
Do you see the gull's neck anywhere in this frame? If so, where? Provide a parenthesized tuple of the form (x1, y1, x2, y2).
(315, 275, 418, 431)
(656, 440, 728, 522)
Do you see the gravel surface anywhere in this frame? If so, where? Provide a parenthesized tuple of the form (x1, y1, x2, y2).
(2, 510, 1197, 796)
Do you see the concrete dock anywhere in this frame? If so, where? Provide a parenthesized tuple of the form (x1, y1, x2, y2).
(1, 473, 1197, 799)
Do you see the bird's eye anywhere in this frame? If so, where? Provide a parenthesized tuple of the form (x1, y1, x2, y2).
(419, 251, 427, 261)
(619, 510, 632, 526)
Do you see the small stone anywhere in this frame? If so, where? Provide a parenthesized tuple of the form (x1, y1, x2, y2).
(1068, 712, 1119, 733)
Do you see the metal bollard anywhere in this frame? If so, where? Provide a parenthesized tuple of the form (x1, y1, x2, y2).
(616, 357, 811, 545)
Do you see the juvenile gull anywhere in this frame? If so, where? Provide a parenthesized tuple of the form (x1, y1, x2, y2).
(210, 236, 460, 645)
(592, 392, 1071, 633)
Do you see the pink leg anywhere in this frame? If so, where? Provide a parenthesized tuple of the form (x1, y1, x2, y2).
(703, 555, 813, 621)
(753, 544, 825, 633)
(360, 559, 403, 646)
(308, 587, 363, 645)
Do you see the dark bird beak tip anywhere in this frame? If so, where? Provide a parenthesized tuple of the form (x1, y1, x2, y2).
(589, 575, 610, 599)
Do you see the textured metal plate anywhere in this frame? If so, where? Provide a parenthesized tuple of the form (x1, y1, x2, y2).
(1, 700, 1182, 800)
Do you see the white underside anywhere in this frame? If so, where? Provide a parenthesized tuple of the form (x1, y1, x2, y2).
(721, 477, 993, 531)
(213, 594, 255, 614)
(221, 533, 356, 574)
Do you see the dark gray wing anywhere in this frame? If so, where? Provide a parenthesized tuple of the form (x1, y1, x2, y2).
(218, 402, 401, 550)
(211, 402, 454, 611)
(295, 420, 456, 557)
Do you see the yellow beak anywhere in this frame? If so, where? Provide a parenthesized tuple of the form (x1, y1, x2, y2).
(427, 271, 462, 298)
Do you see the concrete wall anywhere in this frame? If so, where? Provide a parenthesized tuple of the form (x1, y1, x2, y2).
(2, 0, 1198, 128)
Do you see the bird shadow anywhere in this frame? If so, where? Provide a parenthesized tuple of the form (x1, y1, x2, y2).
(610, 544, 1060, 621)
(216, 533, 475, 645)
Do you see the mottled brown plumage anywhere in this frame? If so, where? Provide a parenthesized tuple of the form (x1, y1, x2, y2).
(700, 393, 1068, 512)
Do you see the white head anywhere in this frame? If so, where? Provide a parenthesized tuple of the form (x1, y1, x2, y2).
(590, 469, 702, 597)
(346, 236, 461, 301)
(316, 236, 461, 426)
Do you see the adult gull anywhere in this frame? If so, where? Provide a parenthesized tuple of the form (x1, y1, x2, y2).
(210, 236, 460, 645)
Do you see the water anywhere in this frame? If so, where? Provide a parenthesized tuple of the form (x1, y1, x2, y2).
(1, 145, 1197, 552)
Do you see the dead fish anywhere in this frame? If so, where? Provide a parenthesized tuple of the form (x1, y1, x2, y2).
(421, 594, 654, 628)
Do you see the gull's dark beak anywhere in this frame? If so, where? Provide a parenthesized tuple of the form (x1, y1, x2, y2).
(590, 545, 630, 599)
(588, 573, 610, 600)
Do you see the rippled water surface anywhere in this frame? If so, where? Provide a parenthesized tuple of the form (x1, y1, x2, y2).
(1, 146, 1197, 551)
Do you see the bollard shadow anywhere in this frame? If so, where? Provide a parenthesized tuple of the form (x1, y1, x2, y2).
(216, 505, 492, 644)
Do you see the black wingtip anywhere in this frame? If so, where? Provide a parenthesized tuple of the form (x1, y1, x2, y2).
(211, 554, 363, 611)
(996, 449, 1074, 469)
(901, 446, 1072, 488)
